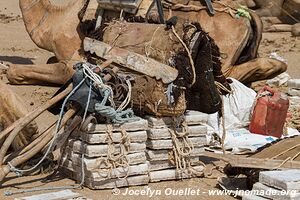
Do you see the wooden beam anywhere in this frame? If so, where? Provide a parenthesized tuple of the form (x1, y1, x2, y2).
(84, 37, 178, 84)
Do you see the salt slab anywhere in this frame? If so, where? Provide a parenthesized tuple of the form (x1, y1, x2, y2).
(69, 140, 146, 157)
(81, 130, 147, 144)
(149, 166, 204, 182)
(87, 119, 148, 133)
(147, 125, 207, 140)
(146, 137, 206, 150)
(146, 148, 205, 161)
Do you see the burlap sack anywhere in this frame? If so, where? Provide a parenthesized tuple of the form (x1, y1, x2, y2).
(130, 75, 186, 117)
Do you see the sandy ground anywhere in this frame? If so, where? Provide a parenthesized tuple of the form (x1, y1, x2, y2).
(0, 0, 299, 200)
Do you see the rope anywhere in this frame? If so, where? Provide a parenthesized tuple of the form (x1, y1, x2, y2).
(117, 80, 132, 112)
(94, 126, 131, 180)
(168, 118, 205, 177)
(82, 63, 115, 108)
(81, 81, 92, 127)
(7, 78, 86, 176)
(220, 96, 226, 155)
(215, 81, 233, 94)
(4, 154, 85, 196)
(214, 82, 233, 154)
(171, 25, 196, 86)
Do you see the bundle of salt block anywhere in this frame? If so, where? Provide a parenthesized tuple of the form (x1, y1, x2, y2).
(145, 111, 208, 182)
(288, 79, 300, 97)
(61, 119, 150, 189)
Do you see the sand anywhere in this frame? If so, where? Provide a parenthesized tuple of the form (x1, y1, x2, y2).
(0, 0, 299, 199)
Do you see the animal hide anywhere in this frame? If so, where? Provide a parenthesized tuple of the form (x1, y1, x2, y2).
(0, 81, 38, 151)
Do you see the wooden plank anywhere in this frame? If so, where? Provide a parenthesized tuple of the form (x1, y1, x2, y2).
(81, 130, 147, 144)
(97, 0, 143, 14)
(227, 156, 300, 170)
(252, 136, 300, 160)
(147, 125, 207, 140)
(84, 37, 178, 84)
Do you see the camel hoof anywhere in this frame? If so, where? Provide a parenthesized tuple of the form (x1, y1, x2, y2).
(6, 65, 27, 85)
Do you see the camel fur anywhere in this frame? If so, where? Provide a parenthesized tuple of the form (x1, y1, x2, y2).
(6, 0, 287, 85)
(0, 81, 38, 151)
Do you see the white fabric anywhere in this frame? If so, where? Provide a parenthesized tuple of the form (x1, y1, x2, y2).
(205, 78, 300, 153)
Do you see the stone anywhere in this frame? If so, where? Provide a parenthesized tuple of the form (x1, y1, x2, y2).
(62, 166, 149, 189)
(288, 88, 300, 97)
(146, 148, 205, 161)
(147, 157, 200, 171)
(147, 125, 207, 140)
(63, 159, 148, 181)
(69, 140, 146, 157)
(62, 151, 147, 170)
(288, 79, 300, 89)
(81, 130, 147, 144)
(259, 170, 300, 191)
(149, 166, 204, 182)
(86, 119, 148, 133)
(85, 174, 149, 189)
(252, 182, 300, 200)
(146, 137, 207, 150)
(146, 110, 208, 128)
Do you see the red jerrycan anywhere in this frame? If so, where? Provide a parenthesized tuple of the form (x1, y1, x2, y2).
(249, 86, 289, 138)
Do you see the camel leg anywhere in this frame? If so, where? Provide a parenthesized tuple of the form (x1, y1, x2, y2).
(226, 58, 287, 84)
(6, 62, 75, 85)
(0, 81, 38, 151)
(254, 0, 285, 17)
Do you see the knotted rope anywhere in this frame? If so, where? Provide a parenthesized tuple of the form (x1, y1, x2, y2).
(94, 125, 131, 179)
(168, 119, 204, 177)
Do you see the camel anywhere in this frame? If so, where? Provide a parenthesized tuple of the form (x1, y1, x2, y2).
(5, 0, 287, 86)
(237, 0, 300, 19)
(0, 81, 38, 151)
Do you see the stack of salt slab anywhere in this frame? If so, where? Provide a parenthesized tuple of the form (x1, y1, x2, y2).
(146, 110, 208, 182)
(61, 119, 150, 189)
(288, 79, 300, 97)
(243, 170, 300, 200)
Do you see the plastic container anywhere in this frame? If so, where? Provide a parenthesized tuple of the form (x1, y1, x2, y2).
(249, 86, 289, 138)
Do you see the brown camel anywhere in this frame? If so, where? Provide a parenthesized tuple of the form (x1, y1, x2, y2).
(0, 81, 38, 151)
(6, 0, 287, 86)
(237, 0, 300, 20)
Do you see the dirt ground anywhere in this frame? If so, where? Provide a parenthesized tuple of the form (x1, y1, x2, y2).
(0, 0, 299, 200)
